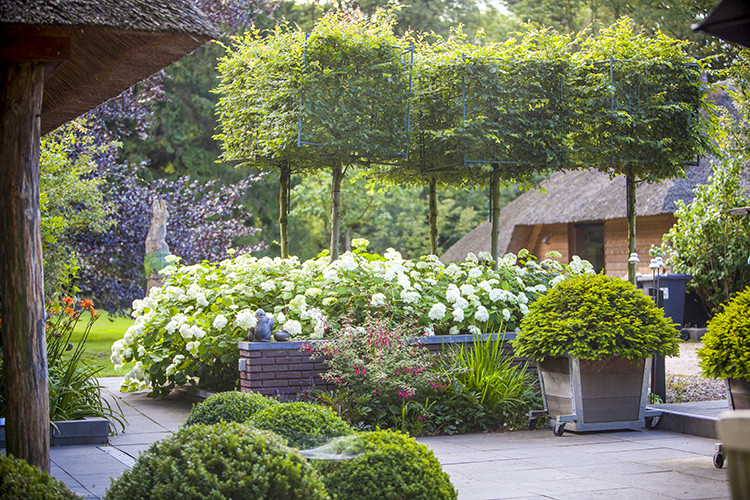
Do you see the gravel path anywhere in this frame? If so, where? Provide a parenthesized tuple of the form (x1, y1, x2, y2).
(664, 342, 725, 403)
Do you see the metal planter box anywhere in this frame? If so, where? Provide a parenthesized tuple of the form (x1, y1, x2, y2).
(728, 378, 750, 410)
(532, 355, 658, 435)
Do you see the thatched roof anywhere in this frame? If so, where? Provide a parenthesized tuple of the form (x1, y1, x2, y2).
(1, 0, 218, 133)
(441, 158, 750, 262)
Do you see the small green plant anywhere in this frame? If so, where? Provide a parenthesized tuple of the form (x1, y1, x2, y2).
(0, 297, 125, 432)
(104, 422, 330, 500)
(249, 401, 354, 450)
(698, 286, 750, 380)
(446, 331, 538, 418)
(0, 454, 80, 499)
(514, 274, 680, 362)
(312, 429, 457, 500)
(185, 390, 278, 426)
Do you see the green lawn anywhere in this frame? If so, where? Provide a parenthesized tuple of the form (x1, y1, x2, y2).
(71, 310, 134, 377)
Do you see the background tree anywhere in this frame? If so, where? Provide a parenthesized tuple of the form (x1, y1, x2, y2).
(569, 19, 714, 282)
(216, 11, 413, 260)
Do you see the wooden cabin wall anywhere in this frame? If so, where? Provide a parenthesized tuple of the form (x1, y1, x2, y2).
(604, 214, 676, 277)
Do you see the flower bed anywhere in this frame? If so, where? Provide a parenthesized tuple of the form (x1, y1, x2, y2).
(112, 242, 591, 396)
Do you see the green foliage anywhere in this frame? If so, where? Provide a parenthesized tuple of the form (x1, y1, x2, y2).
(312, 429, 457, 500)
(569, 18, 714, 179)
(443, 332, 538, 422)
(0, 454, 80, 500)
(249, 401, 354, 449)
(40, 121, 115, 297)
(662, 158, 750, 315)
(104, 422, 330, 500)
(514, 274, 680, 362)
(698, 287, 750, 380)
(0, 298, 125, 432)
(185, 390, 278, 426)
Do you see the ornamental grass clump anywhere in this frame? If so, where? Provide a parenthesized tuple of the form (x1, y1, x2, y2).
(698, 286, 750, 380)
(249, 401, 354, 450)
(312, 429, 457, 500)
(104, 422, 329, 500)
(184, 390, 278, 426)
(514, 274, 679, 362)
(0, 454, 80, 500)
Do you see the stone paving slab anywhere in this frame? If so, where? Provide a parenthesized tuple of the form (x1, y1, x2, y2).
(44, 378, 731, 500)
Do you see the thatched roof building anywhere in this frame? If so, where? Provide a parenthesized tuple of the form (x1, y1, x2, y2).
(1, 0, 218, 133)
(442, 159, 750, 276)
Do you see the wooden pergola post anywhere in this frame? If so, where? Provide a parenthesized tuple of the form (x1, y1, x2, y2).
(0, 60, 49, 470)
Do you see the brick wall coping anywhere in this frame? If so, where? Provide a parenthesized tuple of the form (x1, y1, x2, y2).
(238, 331, 518, 351)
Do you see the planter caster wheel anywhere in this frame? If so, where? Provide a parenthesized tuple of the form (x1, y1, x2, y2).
(645, 416, 660, 429)
(553, 423, 565, 437)
(714, 448, 725, 469)
(528, 417, 538, 430)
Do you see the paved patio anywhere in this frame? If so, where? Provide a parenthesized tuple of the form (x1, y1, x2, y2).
(49, 377, 731, 500)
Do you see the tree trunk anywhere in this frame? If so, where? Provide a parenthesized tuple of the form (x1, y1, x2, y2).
(429, 177, 438, 255)
(626, 174, 637, 285)
(329, 160, 343, 261)
(490, 164, 501, 269)
(278, 164, 290, 259)
(0, 62, 50, 470)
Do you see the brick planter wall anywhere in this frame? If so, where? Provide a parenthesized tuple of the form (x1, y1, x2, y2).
(239, 332, 533, 399)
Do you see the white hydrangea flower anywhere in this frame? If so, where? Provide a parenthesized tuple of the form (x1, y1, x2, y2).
(549, 275, 566, 287)
(454, 297, 469, 310)
(445, 284, 461, 303)
(423, 326, 435, 337)
(276, 312, 287, 324)
(445, 263, 460, 277)
(165, 254, 181, 264)
(305, 287, 323, 298)
(520, 303, 529, 315)
(213, 314, 228, 330)
(283, 319, 302, 337)
(186, 341, 200, 355)
(137, 345, 146, 357)
(465, 252, 478, 263)
(397, 273, 411, 290)
(338, 252, 358, 271)
(260, 280, 276, 292)
(428, 303, 447, 321)
(468, 325, 481, 335)
(191, 326, 206, 339)
(502, 308, 511, 321)
(474, 305, 490, 322)
(351, 238, 369, 249)
(468, 267, 482, 279)
(478, 251, 492, 262)
(236, 309, 257, 330)
(517, 292, 529, 304)
(371, 293, 387, 307)
(384, 248, 403, 262)
(453, 308, 465, 323)
(400, 290, 420, 304)
(449, 326, 459, 335)
(179, 324, 193, 339)
(196, 293, 209, 308)
(165, 364, 177, 376)
(460, 284, 475, 296)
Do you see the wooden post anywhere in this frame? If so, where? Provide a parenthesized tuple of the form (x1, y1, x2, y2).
(490, 164, 501, 269)
(329, 159, 342, 262)
(428, 177, 438, 255)
(278, 164, 290, 259)
(626, 174, 637, 285)
(0, 61, 50, 470)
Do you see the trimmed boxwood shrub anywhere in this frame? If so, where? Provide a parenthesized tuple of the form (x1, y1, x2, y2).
(698, 286, 750, 380)
(185, 390, 278, 426)
(313, 429, 457, 500)
(104, 422, 329, 500)
(0, 454, 79, 500)
(514, 274, 679, 362)
(249, 401, 354, 449)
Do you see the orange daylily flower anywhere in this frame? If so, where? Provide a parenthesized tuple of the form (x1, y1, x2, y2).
(81, 299, 93, 309)
(62, 296, 74, 306)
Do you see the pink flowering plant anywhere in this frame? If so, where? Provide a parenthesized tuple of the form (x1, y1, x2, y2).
(310, 314, 451, 433)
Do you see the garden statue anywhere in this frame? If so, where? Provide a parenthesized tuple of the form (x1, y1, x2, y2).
(145, 199, 170, 293)
(249, 309, 274, 342)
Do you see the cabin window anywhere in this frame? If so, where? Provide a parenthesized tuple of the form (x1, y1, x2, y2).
(573, 223, 604, 273)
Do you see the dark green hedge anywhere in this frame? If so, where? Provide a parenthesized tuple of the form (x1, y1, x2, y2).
(249, 401, 354, 450)
(699, 286, 750, 380)
(184, 390, 278, 426)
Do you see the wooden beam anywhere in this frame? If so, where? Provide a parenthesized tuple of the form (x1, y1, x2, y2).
(0, 61, 50, 471)
(0, 25, 70, 62)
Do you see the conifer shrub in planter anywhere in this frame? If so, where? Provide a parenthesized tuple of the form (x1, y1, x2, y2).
(249, 401, 354, 449)
(698, 286, 750, 409)
(312, 429, 457, 500)
(514, 274, 679, 434)
(184, 390, 278, 426)
(104, 422, 329, 500)
(0, 454, 80, 500)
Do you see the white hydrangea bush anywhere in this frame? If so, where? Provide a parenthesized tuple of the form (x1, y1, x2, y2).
(113, 240, 593, 396)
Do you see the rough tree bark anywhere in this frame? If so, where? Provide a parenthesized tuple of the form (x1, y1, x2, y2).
(329, 159, 343, 261)
(278, 164, 290, 259)
(428, 177, 438, 255)
(0, 61, 50, 470)
(626, 173, 637, 285)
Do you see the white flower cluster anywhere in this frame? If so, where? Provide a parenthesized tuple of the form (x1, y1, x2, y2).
(115, 242, 590, 393)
